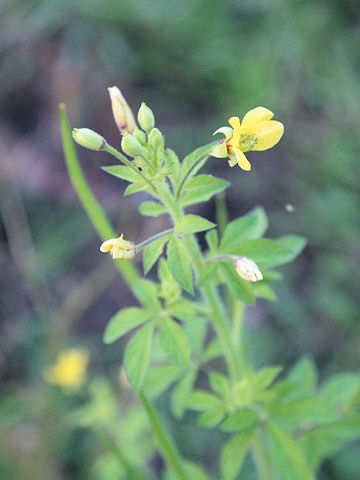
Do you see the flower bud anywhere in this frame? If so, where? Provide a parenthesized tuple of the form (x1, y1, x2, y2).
(138, 102, 155, 132)
(72, 128, 106, 151)
(235, 256, 263, 282)
(100, 234, 136, 260)
(133, 127, 147, 145)
(148, 128, 164, 149)
(108, 86, 136, 134)
(121, 133, 142, 157)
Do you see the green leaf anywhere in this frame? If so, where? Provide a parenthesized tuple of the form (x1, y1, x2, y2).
(198, 408, 225, 429)
(103, 307, 152, 344)
(124, 181, 147, 196)
(209, 371, 229, 395)
(198, 263, 218, 286)
(175, 214, 215, 234)
(181, 143, 214, 178)
(205, 229, 218, 251)
(182, 175, 230, 207)
(318, 373, 360, 409)
(219, 262, 255, 304)
(276, 235, 307, 260)
(143, 235, 170, 274)
(254, 283, 278, 301)
(101, 165, 139, 182)
(221, 428, 255, 480)
(133, 279, 161, 311)
(158, 258, 181, 303)
(202, 338, 222, 362)
(171, 372, 196, 419)
(166, 299, 196, 322)
(184, 317, 207, 351)
(142, 364, 182, 399)
(221, 409, 259, 433)
(139, 201, 167, 217)
(267, 421, 315, 480)
(220, 207, 268, 251)
(124, 323, 154, 392)
(167, 236, 193, 293)
(227, 239, 300, 267)
(287, 357, 318, 399)
(186, 390, 222, 411)
(165, 148, 180, 186)
(160, 317, 191, 368)
(255, 366, 283, 392)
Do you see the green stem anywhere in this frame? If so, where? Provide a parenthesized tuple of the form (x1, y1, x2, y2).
(91, 427, 153, 480)
(59, 104, 138, 287)
(232, 301, 245, 348)
(135, 228, 173, 252)
(139, 393, 190, 480)
(252, 430, 273, 480)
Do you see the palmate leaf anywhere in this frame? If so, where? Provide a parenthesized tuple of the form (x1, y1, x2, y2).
(221, 409, 259, 433)
(124, 323, 154, 392)
(133, 278, 162, 312)
(159, 316, 191, 368)
(142, 364, 182, 399)
(103, 307, 152, 344)
(220, 427, 256, 480)
(197, 408, 225, 429)
(139, 201, 167, 217)
(186, 390, 222, 411)
(175, 214, 215, 234)
(167, 236, 193, 293)
(182, 175, 230, 207)
(143, 235, 170, 274)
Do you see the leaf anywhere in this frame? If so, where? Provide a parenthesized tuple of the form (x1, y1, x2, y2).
(166, 299, 196, 322)
(220, 207, 268, 251)
(158, 258, 181, 303)
(219, 262, 255, 304)
(227, 239, 300, 267)
(255, 366, 283, 392)
(133, 279, 161, 311)
(276, 235, 307, 260)
(254, 283, 278, 301)
(182, 175, 230, 207)
(167, 236, 193, 293)
(160, 317, 191, 368)
(124, 181, 147, 196)
(165, 148, 180, 186)
(221, 409, 259, 432)
(143, 235, 170, 274)
(175, 215, 215, 234)
(101, 165, 139, 182)
(181, 143, 214, 178)
(184, 317, 207, 351)
(220, 428, 255, 480)
(209, 371, 229, 395)
(287, 357, 318, 399)
(318, 373, 360, 409)
(139, 201, 167, 217)
(171, 372, 196, 419)
(205, 229, 218, 251)
(103, 307, 152, 344)
(124, 323, 154, 392)
(267, 421, 315, 480)
(202, 338, 222, 362)
(186, 390, 222, 411)
(198, 408, 225, 429)
(198, 263, 218, 286)
(142, 364, 182, 399)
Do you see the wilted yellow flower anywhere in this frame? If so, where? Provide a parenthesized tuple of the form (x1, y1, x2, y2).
(100, 234, 135, 259)
(108, 86, 136, 134)
(43, 348, 89, 390)
(211, 107, 284, 171)
(235, 256, 263, 282)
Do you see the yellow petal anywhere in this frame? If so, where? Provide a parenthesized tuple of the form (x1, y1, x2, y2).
(211, 142, 228, 158)
(234, 148, 251, 171)
(213, 126, 233, 141)
(100, 239, 115, 252)
(228, 117, 241, 145)
(252, 121, 284, 151)
(240, 107, 274, 133)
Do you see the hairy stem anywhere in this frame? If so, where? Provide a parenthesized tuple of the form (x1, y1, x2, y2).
(135, 228, 173, 252)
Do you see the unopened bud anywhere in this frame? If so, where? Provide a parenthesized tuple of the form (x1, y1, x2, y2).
(235, 256, 263, 282)
(133, 127, 147, 145)
(138, 102, 155, 132)
(108, 86, 136, 134)
(100, 234, 136, 260)
(148, 128, 164, 149)
(121, 133, 142, 157)
(72, 128, 106, 151)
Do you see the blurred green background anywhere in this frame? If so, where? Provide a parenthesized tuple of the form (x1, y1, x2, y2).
(0, 0, 359, 478)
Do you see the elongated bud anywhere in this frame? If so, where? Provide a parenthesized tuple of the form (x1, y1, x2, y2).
(108, 86, 136, 134)
(121, 133, 142, 157)
(100, 234, 136, 260)
(138, 102, 155, 132)
(148, 128, 164, 149)
(235, 256, 263, 282)
(133, 127, 147, 145)
(72, 128, 106, 151)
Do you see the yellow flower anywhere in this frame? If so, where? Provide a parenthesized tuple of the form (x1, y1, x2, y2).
(43, 348, 89, 390)
(100, 234, 135, 259)
(211, 107, 284, 171)
(235, 256, 263, 282)
(108, 86, 136, 134)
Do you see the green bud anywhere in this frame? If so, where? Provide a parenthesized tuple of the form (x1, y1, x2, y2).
(121, 133, 142, 157)
(133, 127, 147, 145)
(137, 102, 155, 132)
(72, 128, 106, 151)
(148, 128, 164, 149)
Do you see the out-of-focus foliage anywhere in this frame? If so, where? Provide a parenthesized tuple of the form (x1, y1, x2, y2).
(1, 0, 359, 479)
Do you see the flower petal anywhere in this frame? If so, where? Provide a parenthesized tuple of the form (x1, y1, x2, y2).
(211, 142, 228, 158)
(228, 117, 241, 145)
(213, 126, 233, 140)
(234, 148, 251, 171)
(240, 107, 274, 133)
(252, 121, 284, 151)
(100, 239, 115, 252)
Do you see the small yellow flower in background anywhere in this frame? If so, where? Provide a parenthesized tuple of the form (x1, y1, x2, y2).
(43, 348, 89, 390)
(235, 256, 263, 282)
(211, 107, 284, 171)
(108, 86, 137, 134)
(100, 234, 135, 259)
